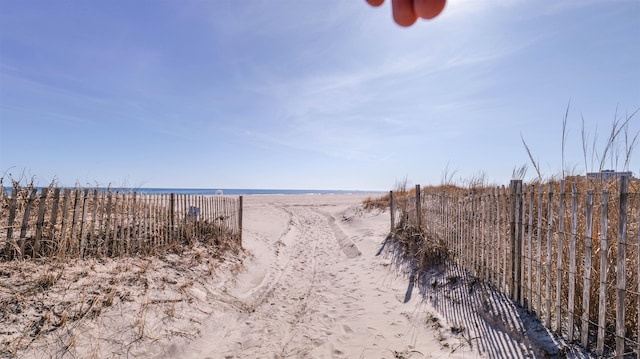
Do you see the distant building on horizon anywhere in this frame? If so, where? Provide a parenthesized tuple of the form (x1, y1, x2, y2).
(586, 169, 634, 180)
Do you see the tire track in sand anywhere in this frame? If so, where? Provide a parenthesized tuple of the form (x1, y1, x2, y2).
(197, 202, 365, 359)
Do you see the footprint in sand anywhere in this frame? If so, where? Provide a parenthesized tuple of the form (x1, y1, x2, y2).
(342, 324, 353, 334)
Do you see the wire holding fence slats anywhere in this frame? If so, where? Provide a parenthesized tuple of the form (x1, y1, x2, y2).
(391, 176, 640, 358)
(1, 185, 243, 261)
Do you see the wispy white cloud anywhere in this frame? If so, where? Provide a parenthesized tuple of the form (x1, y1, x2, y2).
(162, 1, 552, 161)
(236, 20, 530, 159)
(0, 104, 90, 125)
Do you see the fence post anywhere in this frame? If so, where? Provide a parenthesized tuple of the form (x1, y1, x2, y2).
(616, 175, 628, 356)
(498, 186, 505, 292)
(18, 188, 38, 259)
(239, 196, 243, 247)
(111, 193, 120, 255)
(556, 180, 566, 333)
(59, 188, 72, 257)
(568, 182, 578, 340)
(481, 191, 487, 281)
(536, 184, 543, 316)
(472, 192, 478, 277)
(520, 183, 526, 307)
(510, 180, 523, 301)
(545, 182, 554, 328)
(389, 191, 395, 233)
(34, 188, 49, 257)
(70, 189, 81, 256)
(581, 189, 594, 348)
(490, 187, 496, 287)
(170, 193, 175, 239)
(48, 188, 61, 257)
(130, 192, 137, 255)
(527, 185, 534, 312)
(78, 188, 89, 258)
(4, 186, 18, 259)
(415, 185, 421, 230)
(596, 189, 609, 355)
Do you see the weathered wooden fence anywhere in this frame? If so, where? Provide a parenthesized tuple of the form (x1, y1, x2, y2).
(390, 178, 640, 358)
(0, 185, 243, 261)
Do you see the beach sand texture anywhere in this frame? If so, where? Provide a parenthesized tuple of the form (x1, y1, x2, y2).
(3, 194, 585, 358)
(181, 194, 474, 359)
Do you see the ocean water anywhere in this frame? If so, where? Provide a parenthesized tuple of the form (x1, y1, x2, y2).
(3, 187, 385, 196)
(121, 188, 384, 195)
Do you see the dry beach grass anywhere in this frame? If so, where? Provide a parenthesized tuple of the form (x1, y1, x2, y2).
(0, 242, 245, 358)
(379, 175, 640, 357)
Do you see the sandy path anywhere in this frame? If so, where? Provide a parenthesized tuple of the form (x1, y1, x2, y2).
(182, 195, 475, 359)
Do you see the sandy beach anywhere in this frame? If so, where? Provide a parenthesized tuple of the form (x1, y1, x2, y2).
(2, 194, 589, 358)
(179, 194, 477, 359)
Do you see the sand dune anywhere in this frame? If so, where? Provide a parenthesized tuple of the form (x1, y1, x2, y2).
(2, 194, 590, 358)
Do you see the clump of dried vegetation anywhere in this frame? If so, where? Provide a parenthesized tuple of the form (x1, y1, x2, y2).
(362, 193, 391, 211)
(373, 179, 451, 287)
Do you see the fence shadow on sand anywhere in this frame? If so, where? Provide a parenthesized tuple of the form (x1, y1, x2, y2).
(378, 235, 592, 359)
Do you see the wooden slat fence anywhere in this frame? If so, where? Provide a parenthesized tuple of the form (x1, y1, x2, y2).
(390, 178, 640, 358)
(1, 185, 243, 261)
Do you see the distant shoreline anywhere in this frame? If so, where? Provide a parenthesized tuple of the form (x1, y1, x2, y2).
(2, 187, 385, 196)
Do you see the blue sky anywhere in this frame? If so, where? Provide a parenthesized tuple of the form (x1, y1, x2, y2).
(1, 0, 639, 190)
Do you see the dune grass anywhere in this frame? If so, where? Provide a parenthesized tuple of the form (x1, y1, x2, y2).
(366, 108, 640, 356)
